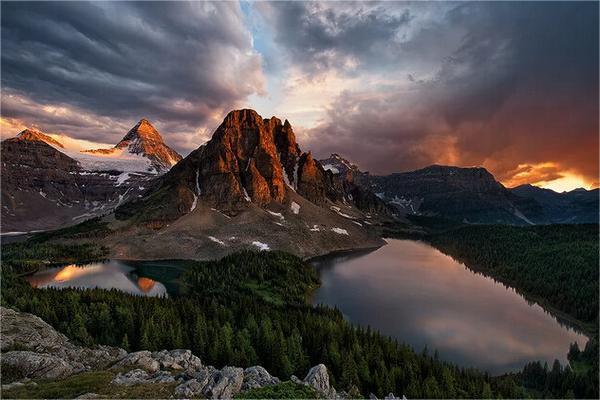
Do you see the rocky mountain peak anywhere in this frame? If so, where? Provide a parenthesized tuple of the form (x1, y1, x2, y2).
(15, 128, 64, 148)
(117, 109, 351, 224)
(83, 119, 182, 173)
(118, 118, 164, 146)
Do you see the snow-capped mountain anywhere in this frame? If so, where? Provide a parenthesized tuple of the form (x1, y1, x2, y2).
(1, 121, 182, 233)
(80, 119, 182, 174)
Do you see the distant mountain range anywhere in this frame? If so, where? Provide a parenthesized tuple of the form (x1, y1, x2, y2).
(1, 120, 181, 233)
(1, 109, 597, 256)
(320, 155, 598, 225)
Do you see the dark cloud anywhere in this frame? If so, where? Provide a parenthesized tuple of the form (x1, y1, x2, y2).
(299, 2, 598, 184)
(1, 1, 264, 150)
(261, 1, 414, 74)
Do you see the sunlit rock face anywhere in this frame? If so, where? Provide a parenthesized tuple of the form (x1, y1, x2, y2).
(117, 109, 347, 221)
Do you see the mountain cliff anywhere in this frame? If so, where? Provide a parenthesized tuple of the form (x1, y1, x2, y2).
(363, 165, 541, 225)
(103, 109, 385, 260)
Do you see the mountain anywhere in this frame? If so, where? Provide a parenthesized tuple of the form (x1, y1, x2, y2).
(12, 128, 65, 148)
(97, 109, 385, 260)
(0, 121, 182, 233)
(363, 165, 540, 225)
(81, 119, 182, 174)
(510, 184, 599, 223)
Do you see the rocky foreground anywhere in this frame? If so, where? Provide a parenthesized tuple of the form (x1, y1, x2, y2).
(0, 307, 404, 399)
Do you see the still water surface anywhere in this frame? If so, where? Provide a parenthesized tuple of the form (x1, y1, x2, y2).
(26, 260, 168, 297)
(311, 239, 588, 375)
(26, 239, 588, 374)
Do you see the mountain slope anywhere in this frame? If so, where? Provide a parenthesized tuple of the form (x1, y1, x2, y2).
(102, 109, 385, 260)
(511, 184, 599, 223)
(365, 165, 540, 225)
(0, 123, 183, 233)
(81, 119, 182, 174)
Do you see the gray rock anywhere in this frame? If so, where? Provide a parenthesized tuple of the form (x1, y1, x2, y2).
(189, 366, 218, 388)
(148, 370, 176, 383)
(203, 366, 244, 399)
(369, 393, 378, 399)
(152, 349, 202, 371)
(242, 366, 280, 390)
(1, 307, 70, 353)
(175, 379, 205, 398)
(304, 364, 337, 399)
(304, 364, 330, 393)
(1, 307, 126, 375)
(290, 374, 303, 385)
(111, 351, 160, 373)
(384, 393, 397, 400)
(1, 351, 75, 380)
(111, 369, 150, 385)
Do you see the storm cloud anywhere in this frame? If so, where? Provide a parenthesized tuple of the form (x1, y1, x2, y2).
(1, 1, 597, 188)
(1, 1, 264, 150)
(262, 1, 598, 186)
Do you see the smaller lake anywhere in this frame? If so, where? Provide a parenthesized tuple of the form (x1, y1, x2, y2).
(311, 239, 588, 375)
(26, 260, 168, 297)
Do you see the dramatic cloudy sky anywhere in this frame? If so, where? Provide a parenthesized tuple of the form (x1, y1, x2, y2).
(1, 1, 598, 191)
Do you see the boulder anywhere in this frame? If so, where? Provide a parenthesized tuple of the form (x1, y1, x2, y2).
(1, 351, 75, 381)
(152, 349, 202, 371)
(1, 306, 126, 374)
(304, 364, 337, 399)
(175, 379, 205, 398)
(203, 366, 244, 399)
(148, 370, 176, 384)
(304, 364, 330, 393)
(242, 365, 280, 390)
(111, 369, 150, 386)
(111, 351, 160, 373)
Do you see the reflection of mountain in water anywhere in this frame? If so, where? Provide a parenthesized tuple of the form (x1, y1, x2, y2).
(25, 261, 167, 297)
(125, 272, 157, 293)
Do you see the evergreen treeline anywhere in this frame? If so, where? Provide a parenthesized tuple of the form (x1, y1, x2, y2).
(427, 224, 599, 325)
(2, 241, 598, 398)
(2, 248, 518, 398)
(519, 339, 599, 399)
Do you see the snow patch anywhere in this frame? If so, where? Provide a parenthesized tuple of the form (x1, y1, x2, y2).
(352, 221, 363, 226)
(309, 225, 320, 232)
(190, 194, 198, 212)
(322, 164, 340, 174)
(115, 172, 132, 186)
(208, 236, 226, 245)
(267, 210, 285, 220)
(68, 147, 157, 174)
(290, 201, 300, 214)
(513, 208, 534, 225)
(243, 188, 251, 202)
(252, 241, 270, 251)
(211, 208, 231, 219)
(195, 169, 201, 195)
(331, 227, 349, 235)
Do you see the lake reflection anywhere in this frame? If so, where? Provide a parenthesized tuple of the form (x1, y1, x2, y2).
(312, 239, 588, 375)
(27, 260, 168, 297)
